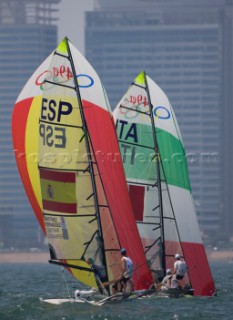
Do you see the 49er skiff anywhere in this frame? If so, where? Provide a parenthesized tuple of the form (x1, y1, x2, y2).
(12, 38, 153, 304)
(113, 71, 216, 297)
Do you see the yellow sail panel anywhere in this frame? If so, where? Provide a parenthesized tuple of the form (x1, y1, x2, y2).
(76, 170, 95, 215)
(25, 96, 43, 210)
(66, 260, 98, 288)
(39, 125, 88, 170)
(45, 215, 98, 259)
(39, 96, 88, 171)
(40, 96, 81, 127)
(37, 39, 103, 288)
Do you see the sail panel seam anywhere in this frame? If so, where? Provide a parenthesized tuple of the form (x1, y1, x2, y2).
(119, 140, 155, 150)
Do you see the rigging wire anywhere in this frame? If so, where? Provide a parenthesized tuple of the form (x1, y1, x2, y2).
(60, 266, 71, 298)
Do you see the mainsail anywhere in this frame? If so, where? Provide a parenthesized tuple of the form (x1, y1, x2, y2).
(113, 71, 215, 296)
(12, 39, 153, 292)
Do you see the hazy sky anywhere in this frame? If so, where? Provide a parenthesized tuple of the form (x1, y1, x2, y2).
(58, 0, 94, 54)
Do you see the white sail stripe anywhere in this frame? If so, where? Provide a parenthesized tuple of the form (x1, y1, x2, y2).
(16, 54, 53, 102)
(147, 76, 182, 141)
(167, 185, 203, 244)
(69, 42, 111, 111)
(138, 185, 202, 244)
(16, 44, 111, 113)
(113, 84, 150, 125)
(136, 185, 202, 244)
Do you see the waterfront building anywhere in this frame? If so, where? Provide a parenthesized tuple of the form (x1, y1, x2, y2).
(85, 0, 233, 236)
(0, 0, 60, 248)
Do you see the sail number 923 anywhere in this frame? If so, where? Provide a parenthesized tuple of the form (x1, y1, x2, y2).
(39, 98, 73, 148)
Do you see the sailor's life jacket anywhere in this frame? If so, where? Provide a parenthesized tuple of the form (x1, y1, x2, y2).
(176, 260, 187, 277)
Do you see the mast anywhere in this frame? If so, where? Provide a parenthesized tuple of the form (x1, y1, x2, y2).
(113, 71, 216, 295)
(144, 71, 166, 276)
(144, 72, 191, 286)
(65, 38, 109, 292)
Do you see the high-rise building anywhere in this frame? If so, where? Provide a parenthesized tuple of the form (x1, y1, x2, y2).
(0, 0, 61, 249)
(85, 0, 233, 236)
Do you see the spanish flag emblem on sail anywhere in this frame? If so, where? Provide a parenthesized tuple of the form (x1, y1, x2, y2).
(39, 169, 77, 214)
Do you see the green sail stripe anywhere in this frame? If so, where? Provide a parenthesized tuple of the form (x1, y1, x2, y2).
(116, 120, 190, 190)
(119, 142, 156, 182)
(116, 119, 156, 182)
(156, 128, 191, 191)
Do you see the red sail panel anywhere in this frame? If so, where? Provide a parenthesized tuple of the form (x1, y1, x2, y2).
(163, 240, 215, 296)
(83, 100, 153, 290)
(40, 169, 76, 183)
(129, 185, 145, 221)
(42, 201, 77, 213)
(182, 242, 215, 296)
(12, 98, 45, 232)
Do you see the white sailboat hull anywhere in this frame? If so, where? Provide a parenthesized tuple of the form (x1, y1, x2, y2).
(40, 298, 87, 305)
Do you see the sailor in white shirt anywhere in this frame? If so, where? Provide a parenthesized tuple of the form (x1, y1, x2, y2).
(171, 253, 187, 289)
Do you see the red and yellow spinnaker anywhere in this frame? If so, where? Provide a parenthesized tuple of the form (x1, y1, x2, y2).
(12, 54, 54, 232)
(12, 38, 153, 291)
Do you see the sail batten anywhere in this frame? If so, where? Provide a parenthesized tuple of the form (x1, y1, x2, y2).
(44, 80, 75, 90)
(39, 119, 83, 129)
(118, 140, 155, 150)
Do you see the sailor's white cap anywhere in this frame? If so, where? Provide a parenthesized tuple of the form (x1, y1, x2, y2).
(175, 253, 181, 259)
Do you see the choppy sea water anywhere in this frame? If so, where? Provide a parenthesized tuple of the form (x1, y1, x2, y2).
(0, 261, 232, 320)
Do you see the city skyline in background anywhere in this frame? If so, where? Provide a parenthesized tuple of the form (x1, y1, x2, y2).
(85, 0, 233, 238)
(0, 0, 233, 251)
(58, 0, 94, 54)
(0, 0, 61, 249)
